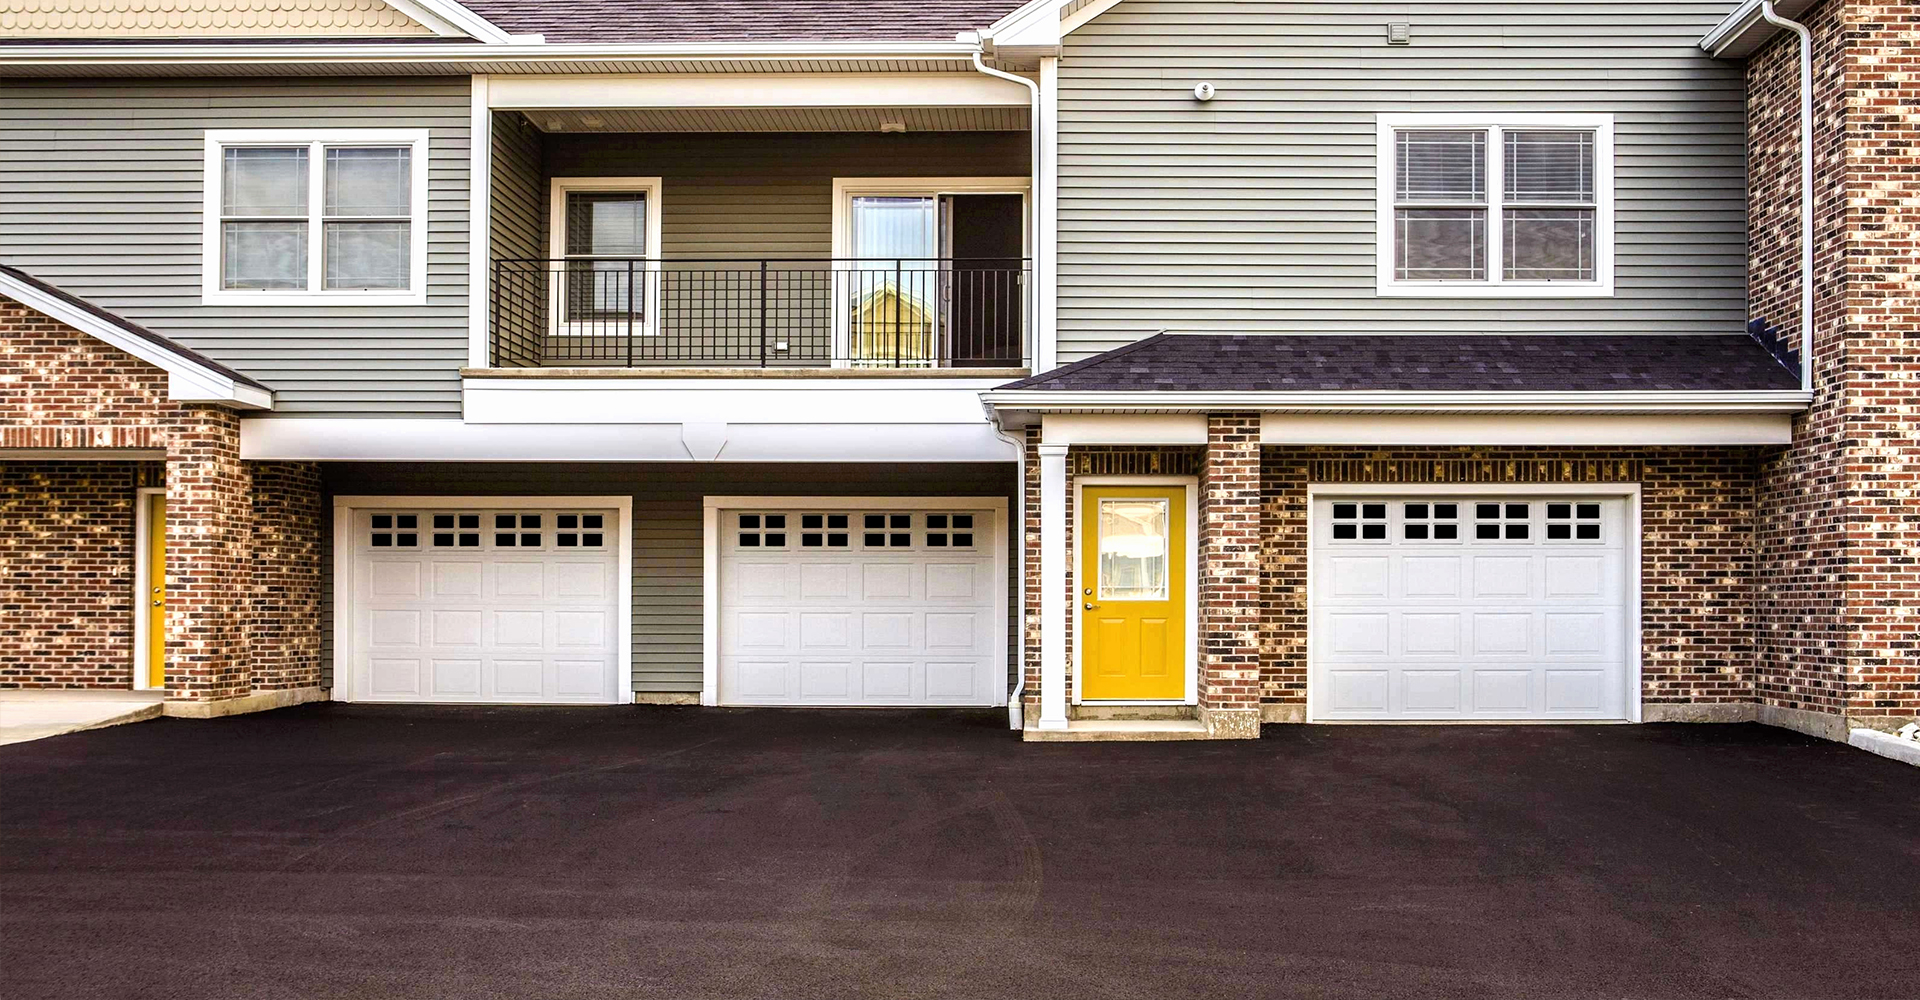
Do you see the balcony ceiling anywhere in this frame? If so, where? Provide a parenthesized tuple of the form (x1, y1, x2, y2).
(525, 105, 1029, 132)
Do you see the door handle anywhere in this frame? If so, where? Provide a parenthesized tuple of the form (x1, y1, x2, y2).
(1084, 603, 1098, 611)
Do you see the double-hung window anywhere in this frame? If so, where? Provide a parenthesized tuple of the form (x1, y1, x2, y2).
(1377, 115, 1613, 296)
(203, 130, 429, 304)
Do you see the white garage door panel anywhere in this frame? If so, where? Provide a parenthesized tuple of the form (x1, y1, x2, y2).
(719, 507, 999, 706)
(350, 507, 622, 704)
(1311, 495, 1631, 721)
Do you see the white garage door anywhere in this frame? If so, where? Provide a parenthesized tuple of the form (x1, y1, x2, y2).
(719, 506, 1000, 706)
(1310, 495, 1631, 721)
(349, 506, 623, 704)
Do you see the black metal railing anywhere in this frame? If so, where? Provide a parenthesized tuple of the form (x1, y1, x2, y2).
(490, 257, 1030, 369)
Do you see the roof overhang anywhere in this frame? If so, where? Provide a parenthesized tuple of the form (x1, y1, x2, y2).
(0, 271, 273, 410)
(0, 39, 990, 77)
(1699, 0, 1816, 58)
(982, 0, 1122, 58)
(983, 389, 1814, 427)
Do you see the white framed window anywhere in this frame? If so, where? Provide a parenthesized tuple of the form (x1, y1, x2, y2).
(547, 176, 663, 339)
(1376, 114, 1613, 297)
(202, 129, 429, 305)
(829, 177, 1030, 368)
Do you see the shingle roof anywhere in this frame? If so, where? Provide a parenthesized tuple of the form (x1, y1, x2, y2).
(0, 263, 269, 391)
(999, 334, 1802, 393)
(458, 0, 1026, 43)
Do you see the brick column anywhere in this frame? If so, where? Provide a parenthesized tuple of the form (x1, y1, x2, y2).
(248, 461, 324, 691)
(163, 407, 253, 703)
(1197, 412, 1262, 738)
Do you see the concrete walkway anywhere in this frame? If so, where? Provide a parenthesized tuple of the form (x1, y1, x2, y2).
(0, 690, 164, 746)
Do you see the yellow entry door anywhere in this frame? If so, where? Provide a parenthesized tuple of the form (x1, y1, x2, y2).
(146, 494, 166, 688)
(1080, 486, 1187, 700)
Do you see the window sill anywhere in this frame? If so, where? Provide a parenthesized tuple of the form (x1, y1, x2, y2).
(1375, 281, 1615, 299)
(200, 289, 427, 307)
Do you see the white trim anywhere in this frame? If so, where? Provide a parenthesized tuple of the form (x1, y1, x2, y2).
(1376, 113, 1615, 298)
(829, 176, 1033, 368)
(490, 72, 1031, 110)
(201, 129, 430, 306)
(241, 416, 1014, 463)
(383, 0, 518, 43)
(1071, 475, 1200, 707)
(0, 40, 988, 70)
(698, 495, 1012, 708)
(1700, 0, 1815, 57)
(983, 388, 1815, 414)
(1303, 482, 1643, 724)
(1036, 56, 1060, 373)
(0, 269, 272, 409)
(547, 176, 664, 341)
(330, 495, 634, 706)
(1040, 413, 1207, 445)
(1259, 412, 1794, 446)
(468, 75, 492, 368)
(1059, 0, 1127, 34)
(132, 487, 166, 692)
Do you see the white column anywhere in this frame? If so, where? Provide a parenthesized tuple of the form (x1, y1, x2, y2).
(1037, 442, 1070, 730)
(1036, 56, 1061, 374)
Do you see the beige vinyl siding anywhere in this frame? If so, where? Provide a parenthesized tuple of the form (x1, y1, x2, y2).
(0, 76, 472, 416)
(1056, 1, 1748, 359)
(319, 462, 1021, 695)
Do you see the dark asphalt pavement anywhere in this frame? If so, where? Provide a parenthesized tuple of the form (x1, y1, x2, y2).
(3, 706, 1916, 999)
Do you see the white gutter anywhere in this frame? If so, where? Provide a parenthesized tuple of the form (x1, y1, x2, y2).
(1761, 0, 1817, 391)
(0, 39, 984, 70)
(971, 50, 1044, 376)
(980, 390, 1815, 414)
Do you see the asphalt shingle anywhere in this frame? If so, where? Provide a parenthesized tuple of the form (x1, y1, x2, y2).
(998, 333, 1802, 393)
(459, 0, 1027, 43)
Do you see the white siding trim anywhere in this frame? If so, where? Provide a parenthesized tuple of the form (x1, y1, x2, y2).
(1376, 113, 1616, 298)
(201, 128, 431, 306)
(487, 73, 1030, 110)
(468, 75, 492, 368)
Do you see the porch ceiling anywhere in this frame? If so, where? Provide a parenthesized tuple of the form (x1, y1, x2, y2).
(526, 105, 1028, 132)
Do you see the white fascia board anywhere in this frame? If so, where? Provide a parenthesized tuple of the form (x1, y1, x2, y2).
(1263, 412, 1794, 447)
(0, 39, 983, 71)
(0, 270, 271, 410)
(383, 0, 515, 42)
(240, 418, 1015, 463)
(1040, 413, 1206, 445)
(487, 72, 1027, 109)
(1700, 0, 1814, 57)
(463, 378, 1009, 425)
(979, 390, 1815, 414)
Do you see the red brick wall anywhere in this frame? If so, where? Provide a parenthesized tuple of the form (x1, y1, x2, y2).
(1749, 0, 1920, 726)
(1, 294, 323, 698)
(1198, 415, 1262, 731)
(1259, 448, 1761, 710)
(0, 462, 147, 688)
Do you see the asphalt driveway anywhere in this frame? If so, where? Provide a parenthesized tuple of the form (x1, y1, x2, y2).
(3, 707, 1916, 1000)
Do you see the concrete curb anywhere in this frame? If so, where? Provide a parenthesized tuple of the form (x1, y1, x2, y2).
(0, 702, 164, 746)
(1848, 728, 1920, 768)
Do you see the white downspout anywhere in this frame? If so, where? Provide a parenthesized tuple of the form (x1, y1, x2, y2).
(972, 49, 1043, 370)
(1760, 0, 1815, 391)
(992, 419, 1028, 730)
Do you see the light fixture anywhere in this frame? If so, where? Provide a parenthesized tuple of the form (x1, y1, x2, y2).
(879, 121, 907, 133)
(580, 114, 605, 128)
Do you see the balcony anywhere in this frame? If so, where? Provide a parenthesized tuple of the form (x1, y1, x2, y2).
(489, 257, 1030, 370)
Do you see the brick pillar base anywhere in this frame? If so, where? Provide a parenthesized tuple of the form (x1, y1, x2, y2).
(163, 407, 252, 703)
(1199, 413, 1263, 739)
